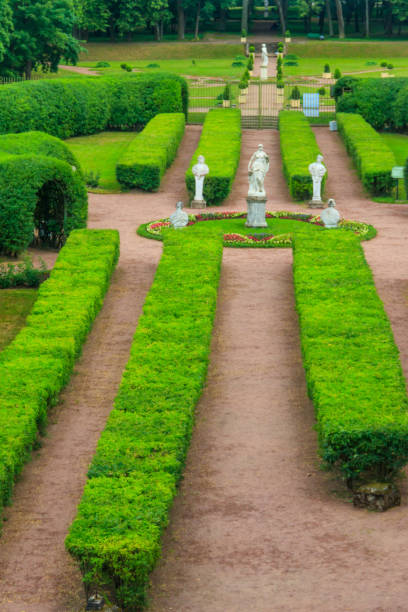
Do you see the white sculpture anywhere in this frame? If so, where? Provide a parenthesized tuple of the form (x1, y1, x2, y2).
(261, 43, 269, 67)
(308, 154, 327, 206)
(248, 144, 269, 198)
(321, 198, 340, 228)
(169, 201, 188, 229)
(191, 154, 209, 207)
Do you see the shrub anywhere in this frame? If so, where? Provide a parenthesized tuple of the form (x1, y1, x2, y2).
(285, 29, 291, 36)
(95, 61, 110, 68)
(284, 60, 298, 66)
(0, 229, 119, 512)
(0, 131, 87, 255)
(336, 112, 395, 195)
(241, 28, 247, 37)
(277, 55, 283, 68)
(0, 73, 188, 139)
(0, 255, 48, 288)
(279, 111, 325, 200)
(249, 45, 255, 52)
(366, 60, 377, 65)
(235, 55, 246, 60)
(276, 79, 284, 88)
(232, 61, 244, 67)
(247, 55, 254, 71)
(222, 83, 231, 100)
(120, 62, 132, 71)
(381, 61, 388, 67)
(278, 42, 284, 51)
(186, 109, 241, 205)
(290, 86, 301, 100)
(324, 63, 330, 73)
(317, 86, 326, 95)
(84, 170, 100, 188)
(116, 113, 185, 191)
(388, 63, 394, 70)
(293, 231, 408, 482)
(334, 68, 341, 79)
(285, 53, 299, 60)
(146, 63, 160, 68)
(66, 230, 223, 610)
(239, 78, 248, 90)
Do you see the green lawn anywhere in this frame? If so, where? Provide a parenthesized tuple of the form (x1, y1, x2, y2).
(0, 289, 37, 352)
(283, 56, 408, 78)
(380, 133, 408, 200)
(65, 131, 136, 192)
(79, 42, 243, 62)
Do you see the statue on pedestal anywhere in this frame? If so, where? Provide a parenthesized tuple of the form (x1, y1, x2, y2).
(308, 154, 327, 208)
(321, 198, 340, 228)
(191, 155, 209, 208)
(246, 144, 269, 227)
(170, 201, 188, 229)
(261, 43, 269, 67)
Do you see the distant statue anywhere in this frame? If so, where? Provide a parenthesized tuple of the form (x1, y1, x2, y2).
(261, 43, 269, 67)
(248, 144, 269, 198)
(192, 155, 209, 202)
(308, 154, 327, 204)
(321, 198, 340, 228)
(170, 201, 188, 229)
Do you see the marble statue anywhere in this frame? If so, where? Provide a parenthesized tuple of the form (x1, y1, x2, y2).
(308, 154, 327, 206)
(192, 155, 209, 202)
(170, 201, 188, 229)
(261, 43, 269, 67)
(321, 198, 340, 228)
(248, 144, 269, 198)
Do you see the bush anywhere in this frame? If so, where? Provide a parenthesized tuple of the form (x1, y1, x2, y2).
(290, 86, 301, 100)
(388, 63, 394, 70)
(284, 60, 298, 66)
(279, 111, 325, 200)
(381, 61, 388, 67)
(278, 42, 284, 51)
(293, 231, 408, 481)
(116, 113, 185, 191)
(285, 54, 299, 60)
(222, 83, 231, 100)
(232, 61, 244, 67)
(0, 73, 188, 139)
(235, 55, 246, 60)
(84, 170, 100, 188)
(324, 63, 330, 73)
(366, 60, 377, 66)
(241, 28, 247, 37)
(276, 79, 284, 88)
(285, 29, 291, 36)
(0, 131, 87, 255)
(186, 109, 241, 205)
(66, 230, 223, 610)
(334, 68, 341, 79)
(120, 62, 132, 71)
(247, 55, 254, 71)
(0, 229, 119, 512)
(0, 255, 48, 288)
(317, 86, 326, 95)
(95, 61, 110, 68)
(249, 44, 255, 52)
(146, 63, 160, 68)
(336, 113, 395, 195)
(239, 78, 248, 90)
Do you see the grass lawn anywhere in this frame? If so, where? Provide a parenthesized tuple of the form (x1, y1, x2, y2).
(380, 133, 408, 199)
(79, 42, 243, 62)
(283, 56, 408, 78)
(0, 289, 37, 352)
(65, 131, 136, 192)
(183, 217, 325, 237)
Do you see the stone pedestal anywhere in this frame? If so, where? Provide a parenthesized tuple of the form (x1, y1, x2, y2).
(246, 197, 267, 227)
(260, 65, 268, 81)
(353, 482, 400, 512)
(308, 199, 324, 209)
(190, 199, 206, 209)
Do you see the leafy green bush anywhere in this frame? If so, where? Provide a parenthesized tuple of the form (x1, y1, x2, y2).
(0, 73, 188, 139)
(285, 53, 299, 60)
(388, 63, 394, 70)
(279, 111, 325, 200)
(120, 62, 132, 71)
(116, 113, 185, 191)
(381, 60, 388, 67)
(84, 170, 100, 188)
(334, 68, 341, 79)
(0, 255, 48, 288)
(293, 231, 408, 481)
(0, 229, 119, 513)
(324, 63, 330, 73)
(146, 63, 160, 68)
(284, 60, 298, 66)
(0, 131, 87, 255)
(95, 61, 110, 68)
(336, 113, 395, 195)
(317, 86, 326, 95)
(186, 109, 241, 205)
(66, 230, 223, 610)
(232, 61, 244, 67)
(290, 86, 301, 100)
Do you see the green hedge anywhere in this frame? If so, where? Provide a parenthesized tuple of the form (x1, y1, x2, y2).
(0, 131, 87, 255)
(66, 230, 223, 610)
(279, 111, 325, 200)
(293, 231, 408, 482)
(185, 108, 241, 205)
(0, 73, 188, 139)
(336, 113, 395, 196)
(116, 113, 185, 191)
(0, 229, 119, 513)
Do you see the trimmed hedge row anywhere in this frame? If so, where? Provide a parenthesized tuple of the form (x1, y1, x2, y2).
(116, 113, 185, 191)
(0, 229, 119, 513)
(293, 231, 408, 482)
(186, 108, 241, 205)
(279, 111, 325, 200)
(0, 131, 87, 255)
(66, 230, 223, 610)
(0, 73, 188, 139)
(336, 113, 395, 196)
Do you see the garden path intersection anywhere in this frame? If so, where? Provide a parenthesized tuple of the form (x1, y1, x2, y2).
(1, 127, 408, 610)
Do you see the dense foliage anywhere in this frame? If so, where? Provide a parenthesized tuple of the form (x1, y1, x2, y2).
(186, 108, 241, 205)
(0, 131, 87, 255)
(66, 230, 223, 609)
(293, 231, 408, 481)
(116, 112, 185, 191)
(0, 229, 119, 515)
(0, 73, 188, 139)
(336, 112, 395, 196)
(279, 110, 325, 200)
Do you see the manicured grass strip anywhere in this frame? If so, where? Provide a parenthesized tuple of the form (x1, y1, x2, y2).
(279, 111, 325, 200)
(186, 108, 241, 205)
(336, 112, 396, 196)
(293, 231, 408, 482)
(0, 289, 38, 352)
(66, 231, 223, 610)
(0, 229, 119, 511)
(116, 113, 185, 191)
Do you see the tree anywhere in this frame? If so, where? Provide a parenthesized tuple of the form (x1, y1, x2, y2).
(0, 0, 13, 63)
(0, 0, 81, 78)
(334, 0, 345, 37)
(73, 0, 110, 38)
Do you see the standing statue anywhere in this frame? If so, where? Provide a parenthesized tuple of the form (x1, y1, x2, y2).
(191, 154, 209, 207)
(321, 198, 340, 228)
(248, 144, 270, 198)
(308, 154, 327, 206)
(170, 201, 188, 229)
(261, 43, 269, 67)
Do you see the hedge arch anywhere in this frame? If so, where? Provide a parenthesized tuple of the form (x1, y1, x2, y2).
(0, 131, 87, 255)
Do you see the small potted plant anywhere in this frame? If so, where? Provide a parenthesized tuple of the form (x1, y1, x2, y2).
(333, 68, 341, 79)
(290, 85, 300, 108)
(222, 83, 231, 107)
(241, 28, 247, 43)
(277, 79, 284, 99)
(323, 63, 331, 78)
(247, 54, 254, 76)
(285, 29, 291, 43)
(249, 44, 255, 53)
(277, 42, 284, 58)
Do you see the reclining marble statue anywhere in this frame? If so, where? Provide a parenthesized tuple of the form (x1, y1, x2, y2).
(246, 144, 269, 227)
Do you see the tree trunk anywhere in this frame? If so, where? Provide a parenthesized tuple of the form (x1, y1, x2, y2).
(154, 23, 160, 40)
(24, 60, 32, 80)
(241, 0, 249, 33)
(334, 0, 345, 38)
(194, 1, 201, 39)
(326, 0, 334, 36)
(275, 0, 286, 34)
(219, 6, 227, 31)
(365, 0, 370, 37)
(177, 0, 185, 40)
(319, 6, 326, 33)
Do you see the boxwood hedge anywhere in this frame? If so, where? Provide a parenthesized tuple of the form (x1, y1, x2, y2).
(336, 113, 395, 196)
(0, 131, 87, 255)
(0, 229, 119, 515)
(185, 108, 241, 205)
(293, 231, 408, 482)
(116, 113, 185, 191)
(66, 230, 223, 610)
(279, 111, 325, 200)
(0, 73, 188, 139)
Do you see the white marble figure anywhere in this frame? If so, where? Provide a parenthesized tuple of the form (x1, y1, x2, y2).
(261, 43, 269, 67)
(321, 198, 340, 228)
(169, 201, 188, 229)
(192, 155, 209, 202)
(248, 144, 269, 198)
(308, 154, 327, 203)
